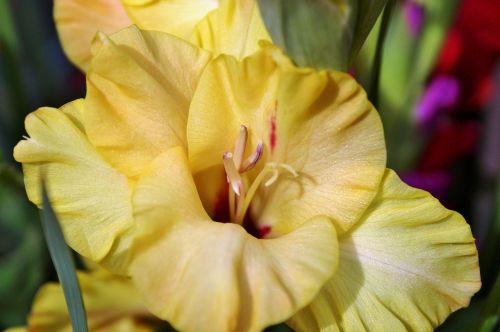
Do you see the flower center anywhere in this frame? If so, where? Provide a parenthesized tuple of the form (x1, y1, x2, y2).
(222, 125, 298, 226)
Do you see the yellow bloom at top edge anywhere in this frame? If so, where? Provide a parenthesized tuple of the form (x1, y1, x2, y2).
(13, 25, 479, 331)
(54, 0, 270, 71)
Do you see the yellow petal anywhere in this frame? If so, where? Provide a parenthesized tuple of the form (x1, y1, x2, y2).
(54, 0, 132, 72)
(288, 169, 481, 331)
(193, 165, 228, 217)
(13, 100, 133, 272)
(3, 328, 26, 332)
(121, 0, 219, 39)
(25, 269, 155, 332)
(187, 45, 280, 174)
(187, 45, 386, 232)
(132, 146, 210, 223)
(84, 25, 211, 177)
(192, 0, 271, 58)
(130, 146, 339, 331)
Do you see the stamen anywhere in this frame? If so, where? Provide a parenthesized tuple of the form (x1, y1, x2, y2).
(223, 152, 243, 196)
(229, 183, 236, 220)
(268, 162, 299, 178)
(240, 142, 263, 172)
(233, 125, 248, 169)
(222, 124, 300, 225)
(234, 162, 299, 224)
(264, 169, 279, 187)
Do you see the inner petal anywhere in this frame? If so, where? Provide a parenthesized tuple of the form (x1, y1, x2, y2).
(187, 47, 386, 235)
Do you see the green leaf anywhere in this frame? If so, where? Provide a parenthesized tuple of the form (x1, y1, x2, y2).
(473, 275, 500, 332)
(40, 182, 88, 332)
(257, 0, 388, 71)
(377, 0, 459, 169)
(0, 0, 19, 55)
(0, 0, 27, 156)
(367, 0, 395, 107)
(479, 316, 499, 332)
(0, 172, 46, 328)
(349, 0, 390, 61)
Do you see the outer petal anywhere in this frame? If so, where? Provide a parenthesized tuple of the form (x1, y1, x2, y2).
(24, 270, 155, 332)
(187, 46, 386, 232)
(54, 0, 132, 72)
(13, 100, 134, 272)
(130, 147, 339, 332)
(84, 25, 211, 177)
(288, 170, 481, 331)
(121, 0, 219, 39)
(192, 0, 272, 58)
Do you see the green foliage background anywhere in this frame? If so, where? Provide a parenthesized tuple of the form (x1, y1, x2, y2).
(0, 0, 498, 330)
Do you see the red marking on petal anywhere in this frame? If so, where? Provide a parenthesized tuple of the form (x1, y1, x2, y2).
(269, 100, 278, 153)
(270, 116, 277, 151)
(259, 225, 272, 238)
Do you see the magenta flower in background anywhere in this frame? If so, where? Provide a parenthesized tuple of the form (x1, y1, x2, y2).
(404, 0, 425, 36)
(401, 171, 451, 203)
(415, 75, 460, 129)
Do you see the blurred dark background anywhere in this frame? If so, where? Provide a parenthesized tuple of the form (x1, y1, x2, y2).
(0, 0, 498, 330)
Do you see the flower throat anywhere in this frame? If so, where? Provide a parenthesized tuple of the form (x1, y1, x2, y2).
(222, 125, 298, 229)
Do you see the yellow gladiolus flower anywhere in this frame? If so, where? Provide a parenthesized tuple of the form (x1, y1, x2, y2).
(5, 269, 158, 332)
(14, 25, 480, 331)
(54, 0, 269, 71)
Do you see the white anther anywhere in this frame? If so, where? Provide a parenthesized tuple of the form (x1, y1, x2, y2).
(233, 125, 248, 169)
(223, 152, 243, 196)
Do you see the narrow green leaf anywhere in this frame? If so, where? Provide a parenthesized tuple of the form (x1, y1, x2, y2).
(376, 0, 460, 169)
(349, 0, 390, 61)
(257, 0, 388, 71)
(479, 316, 499, 332)
(0, 0, 29, 161)
(40, 182, 88, 332)
(472, 275, 500, 332)
(0, 0, 19, 54)
(368, 0, 395, 108)
(0, 170, 46, 327)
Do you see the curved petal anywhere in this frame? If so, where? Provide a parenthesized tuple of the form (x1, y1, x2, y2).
(187, 46, 281, 172)
(84, 25, 211, 177)
(132, 147, 210, 223)
(121, 0, 219, 39)
(13, 101, 134, 272)
(130, 147, 339, 331)
(193, 165, 228, 218)
(288, 170, 481, 331)
(187, 46, 386, 232)
(25, 270, 155, 332)
(192, 0, 271, 58)
(54, 0, 132, 72)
